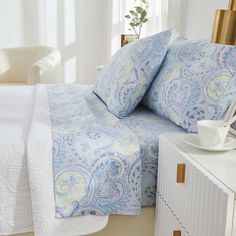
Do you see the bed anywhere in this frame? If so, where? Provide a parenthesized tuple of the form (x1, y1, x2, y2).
(0, 85, 184, 236)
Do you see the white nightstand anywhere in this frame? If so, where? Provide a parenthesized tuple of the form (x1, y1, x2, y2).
(156, 134, 236, 236)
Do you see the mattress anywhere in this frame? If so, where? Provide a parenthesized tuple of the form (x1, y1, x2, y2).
(0, 86, 35, 235)
(122, 106, 185, 206)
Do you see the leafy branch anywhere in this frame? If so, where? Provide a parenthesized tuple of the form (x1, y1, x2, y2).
(125, 0, 149, 39)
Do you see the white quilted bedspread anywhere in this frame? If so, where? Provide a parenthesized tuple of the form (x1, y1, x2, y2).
(0, 86, 34, 235)
(0, 85, 108, 236)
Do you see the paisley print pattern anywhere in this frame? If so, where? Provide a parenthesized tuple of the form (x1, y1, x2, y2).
(94, 30, 172, 118)
(122, 106, 185, 206)
(143, 38, 236, 132)
(47, 85, 141, 218)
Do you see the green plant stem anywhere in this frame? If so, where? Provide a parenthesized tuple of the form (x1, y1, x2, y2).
(138, 24, 142, 39)
(132, 26, 140, 39)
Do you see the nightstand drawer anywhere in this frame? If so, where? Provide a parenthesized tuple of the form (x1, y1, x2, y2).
(157, 136, 235, 236)
(156, 193, 188, 236)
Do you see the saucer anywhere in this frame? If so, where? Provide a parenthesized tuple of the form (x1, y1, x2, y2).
(184, 135, 236, 152)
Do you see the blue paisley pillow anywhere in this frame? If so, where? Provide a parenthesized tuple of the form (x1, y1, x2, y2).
(143, 38, 236, 132)
(93, 30, 172, 118)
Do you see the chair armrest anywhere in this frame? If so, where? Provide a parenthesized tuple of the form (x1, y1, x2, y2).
(28, 49, 62, 84)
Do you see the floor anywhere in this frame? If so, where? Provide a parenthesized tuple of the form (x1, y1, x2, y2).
(14, 207, 155, 236)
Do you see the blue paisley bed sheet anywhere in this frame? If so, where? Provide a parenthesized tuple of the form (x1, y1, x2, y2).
(47, 84, 184, 218)
(121, 106, 185, 206)
(48, 85, 141, 218)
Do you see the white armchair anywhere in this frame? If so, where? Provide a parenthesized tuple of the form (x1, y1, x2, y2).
(0, 46, 61, 85)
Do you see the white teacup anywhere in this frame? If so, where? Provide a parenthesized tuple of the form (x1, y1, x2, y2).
(197, 120, 230, 148)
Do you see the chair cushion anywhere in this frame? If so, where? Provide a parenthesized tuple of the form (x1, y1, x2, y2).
(93, 30, 172, 118)
(143, 38, 236, 132)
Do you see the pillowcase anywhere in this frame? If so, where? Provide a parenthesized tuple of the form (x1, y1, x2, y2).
(143, 38, 236, 132)
(93, 30, 172, 118)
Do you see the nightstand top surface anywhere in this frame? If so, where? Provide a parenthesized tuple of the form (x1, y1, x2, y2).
(164, 133, 236, 195)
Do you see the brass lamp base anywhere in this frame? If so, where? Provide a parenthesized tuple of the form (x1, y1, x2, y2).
(211, 0, 236, 45)
(212, 9, 236, 45)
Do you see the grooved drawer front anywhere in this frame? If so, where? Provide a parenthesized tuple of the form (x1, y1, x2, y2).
(233, 203, 236, 236)
(157, 137, 235, 236)
(156, 193, 188, 236)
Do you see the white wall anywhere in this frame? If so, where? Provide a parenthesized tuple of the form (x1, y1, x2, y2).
(0, 0, 109, 84)
(184, 0, 229, 39)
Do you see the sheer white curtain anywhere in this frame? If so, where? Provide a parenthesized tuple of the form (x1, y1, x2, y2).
(0, 0, 110, 84)
(107, 0, 186, 56)
(0, 0, 185, 84)
(34, 0, 110, 84)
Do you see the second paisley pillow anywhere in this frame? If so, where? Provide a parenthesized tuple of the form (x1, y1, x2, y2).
(93, 30, 172, 118)
(143, 38, 236, 132)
